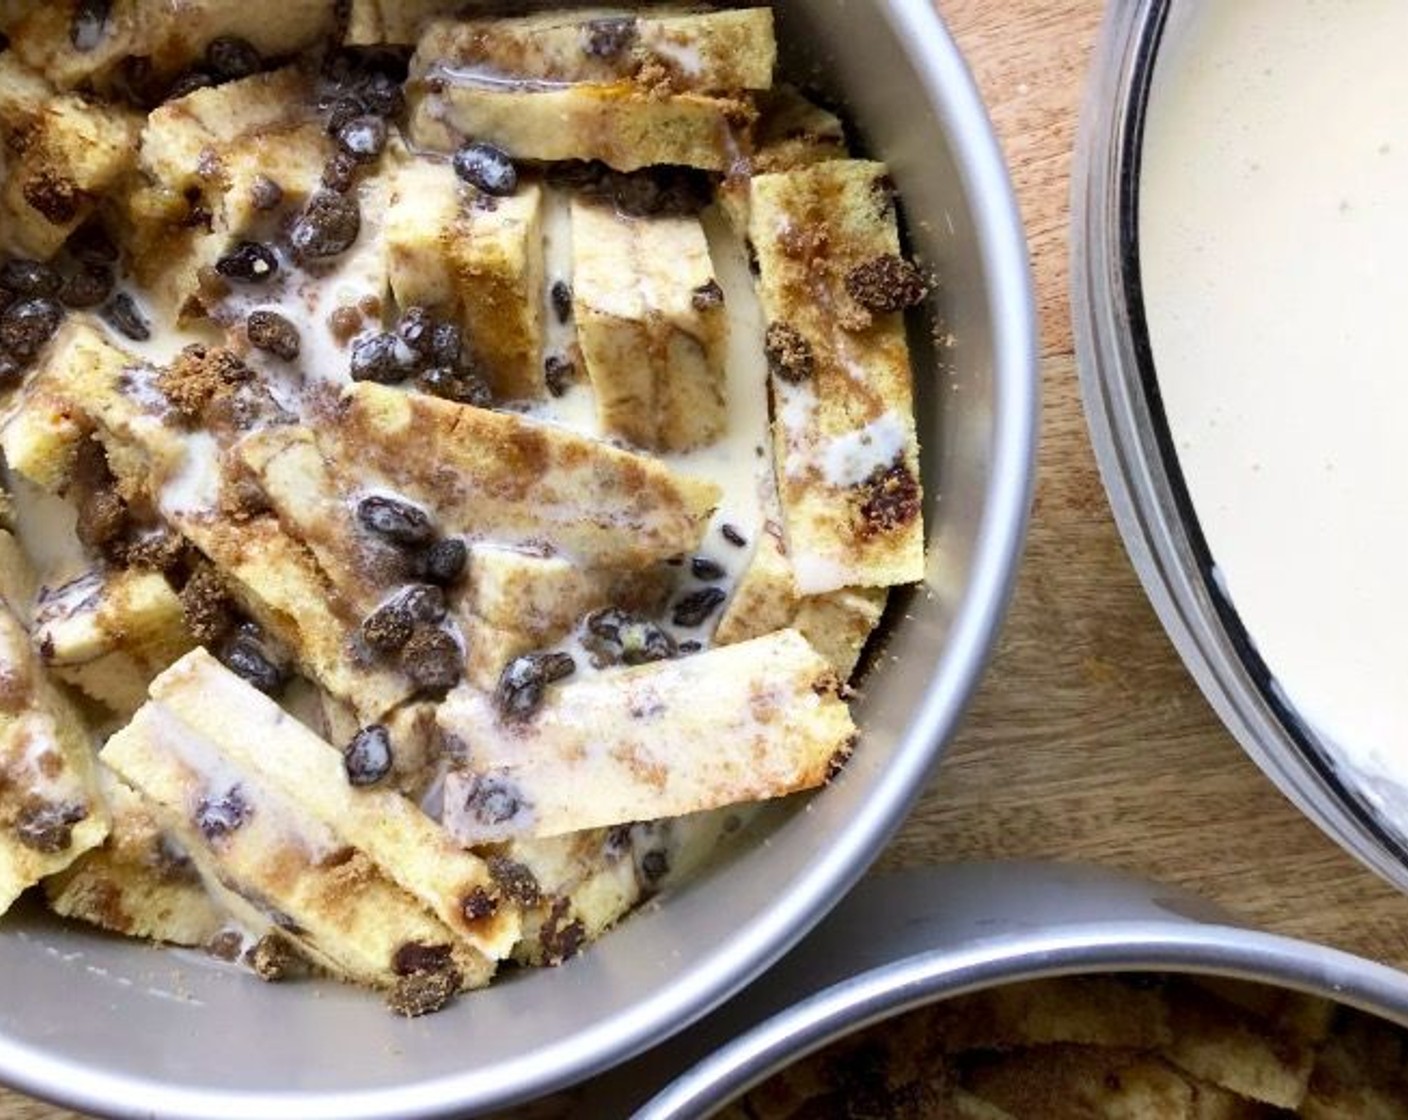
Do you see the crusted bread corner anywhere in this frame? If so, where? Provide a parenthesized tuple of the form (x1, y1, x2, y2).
(147, 649, 521, 960)
(101, 697, 494, 991)
(44, 772, 227, 947)
(0, 53, 141, 258)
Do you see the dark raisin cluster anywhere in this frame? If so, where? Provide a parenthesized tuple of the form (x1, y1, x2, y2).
(163, 36, 268, 104)
(0, 225, 149, 385)
(350, 306, 493, 407)
(583, 608, 677, 668)
(354, 494, 467, 694)
(495, 651, 576, 721)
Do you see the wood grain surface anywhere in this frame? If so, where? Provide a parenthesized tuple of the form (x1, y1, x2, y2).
(6, 2, 1407, 1117)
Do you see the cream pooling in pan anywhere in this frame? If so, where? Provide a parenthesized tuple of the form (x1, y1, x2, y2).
(1141, 2, 1408, 819)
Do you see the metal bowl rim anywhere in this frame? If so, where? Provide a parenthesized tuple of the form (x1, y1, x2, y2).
(635, 919, 1408, 1118)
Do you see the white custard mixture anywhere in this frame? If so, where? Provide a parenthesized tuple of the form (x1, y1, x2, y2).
(1140, 2, 1408, 821)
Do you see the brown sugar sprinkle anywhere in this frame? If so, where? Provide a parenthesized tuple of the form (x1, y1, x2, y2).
(386, 963, 461, 1018)
(858, 461, 921, 537)
(122, 530, 187, 574)
(157, 344, 253, 423)
(844, 253, 930, 315)
(765, 321, 814, 384)
(487, 855, 542, 907)
(245, 934, 298, 981)
(179, 561, 236, 644)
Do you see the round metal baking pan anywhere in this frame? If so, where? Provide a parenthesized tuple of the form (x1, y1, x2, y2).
(1071, 0, 1408, 892)
(626, 863, 1408, 1118)
(0, 4, 1037, 1118)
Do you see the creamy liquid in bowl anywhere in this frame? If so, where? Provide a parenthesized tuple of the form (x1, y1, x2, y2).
(1140, 2, 1408, 820)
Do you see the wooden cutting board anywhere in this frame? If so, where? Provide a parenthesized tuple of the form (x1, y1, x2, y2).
(5, 2, 1406, 1117)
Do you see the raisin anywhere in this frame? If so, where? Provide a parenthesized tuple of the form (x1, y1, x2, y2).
(582, 17, 637, 58)
(0, 259, 61, 298)
(70, 0, 111, 52)
(386, 965, 460, 1017)
(721, 523, 747, 547)
(640, 849, 669, 883)
(859, 461, 921, 535)
(585, 608, 676, 667)
(194, 786, 251, 841)
(421, 538, 466, 586)
(249, 175, 283, 211)
(691, 279, 724, 311)
(218, 629, 286, 695)
(59, 264, 113, 309)
(691, 557, 726, 582)
(550, 280, 573, 324)
(101, 292, 150, 341)
(460, 774, 527, 826)
(401, 626, 461, 692)
(349, 331, 417, 383)
(461, 887, 498, 922)
(206, 36, 262, 82)
(290, 190, 361, 260)
(66, 222, 119, 265)
(544, 354, 575, 397)
(452, 142, 518, 197)
(326, 96, 366, 134)
(844, 253, 929, 314)
(246, 310, 300, 361)
(343, 725, 394, 787)
(15, 801, 87, 853)
(0, 298, 62, 360)
(361, 598, 413, 654)
(538, 899, 586, 965)
(392, 942, 452, 976)
(246, 934, 297, 981)
(429, 322, 462, 367)
(400, 583, 447, 624)
(166, 70, 215, 101)
(356, 494, 435, 545)
(672, 587, 727, 628)
(416, 366, 491, 407)
(387, 308, 427, 355)
(214, 242, 279, 283)
(765, 322, 813, 384)
(337, 115, 387, 163)
(321, 152, 358, 194)
(558, 163, 711, 219)
(487, 856, 541, 906)
(495, 652, 575, 721)
(207, 929, 245, 962)
(360, 72, 404, 118)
